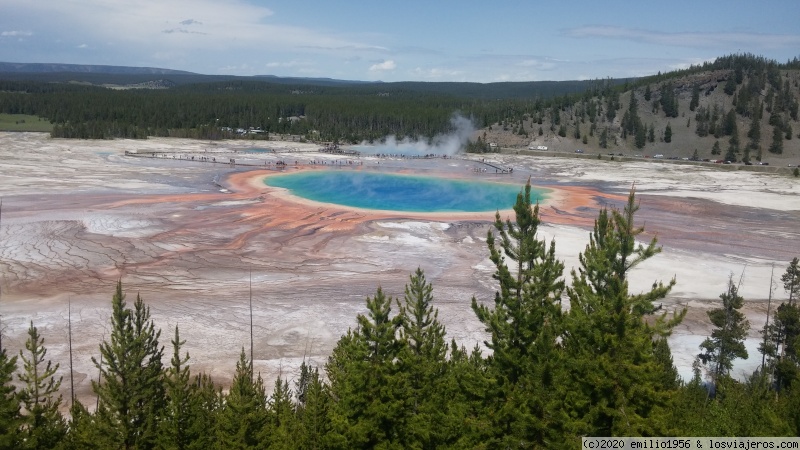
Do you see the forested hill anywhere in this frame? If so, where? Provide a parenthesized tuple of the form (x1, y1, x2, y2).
(478, 54, 800, 164)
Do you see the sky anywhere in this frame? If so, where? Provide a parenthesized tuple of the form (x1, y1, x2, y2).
(1, 0, 799, 83)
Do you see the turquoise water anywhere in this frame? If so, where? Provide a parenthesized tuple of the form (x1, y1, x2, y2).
(265, 171, 547, 212)
(244, 148, 274, 153)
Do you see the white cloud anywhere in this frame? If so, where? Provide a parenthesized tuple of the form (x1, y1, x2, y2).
(10, 0, 371, 53)
(1, 30, 33, 37)
(369, 59, 396, 72)
(77, 43, 88, 48)
(516, 59, 557, 71)
(565, 26, 800, 50)
(411, 67, 465, 80)
(265, 60, 310, 68)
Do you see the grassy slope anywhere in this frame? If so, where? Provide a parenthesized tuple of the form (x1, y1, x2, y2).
(0, 113, 53, 132)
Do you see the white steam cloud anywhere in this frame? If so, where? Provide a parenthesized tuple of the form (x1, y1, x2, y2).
(354, 114, 475, 157)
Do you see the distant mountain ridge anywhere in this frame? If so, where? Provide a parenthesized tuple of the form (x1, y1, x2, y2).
(0, 62, 195, 75)
(0, 61, 624, 99)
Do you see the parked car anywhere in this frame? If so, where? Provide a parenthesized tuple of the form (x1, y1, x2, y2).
(654, 154, 664, 159)
(575, 149, 584, 153)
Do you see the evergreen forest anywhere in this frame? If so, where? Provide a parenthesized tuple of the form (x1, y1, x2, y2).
(1, 183, 799, 449)
(2, 53, 799, 162)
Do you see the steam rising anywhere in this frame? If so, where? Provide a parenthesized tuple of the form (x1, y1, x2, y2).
(353, 114, 475, 156)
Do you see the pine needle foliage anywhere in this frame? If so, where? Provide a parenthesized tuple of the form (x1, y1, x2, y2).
(699, 276, 750, 381)
(470, 178, 566, 447)
(92, 281, 165, 450)
(18, 321, 66, 449)
(562, 185, 684, 438)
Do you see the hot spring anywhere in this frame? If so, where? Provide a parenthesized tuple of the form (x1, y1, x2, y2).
(265, 171, 548, 213)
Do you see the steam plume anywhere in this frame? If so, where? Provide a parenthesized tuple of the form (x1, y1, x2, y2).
(354, 113, 475, 156)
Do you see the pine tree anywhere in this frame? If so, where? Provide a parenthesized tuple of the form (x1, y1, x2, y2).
(326, 287, 404, 448)
(760, 259, 800, 391)
(747, 116, 761, 158)
(690, 84, 700, 111)
(0, 346, 20, 449)
(768, 302, 800, 390)
(599, 128, 608, 148)
(17, 322, 66, 449)
(562, 186, 683, 438)
(396, 268, 451, 448)
(699, 276, 750, 381)
(724, 76, 737, 95)
(186, 374, 221, 450)
(92, 282, 165, 450)
(782, 257, 800, 304)
(654, 337, 681, 391)
(471, 179, 565, 447)
(294, 363, 332, 450)
(634, 122, 646, 148)
(769, 125, 784, 154)
(215, 349, 267, 450)
(261, 376, 296, 449)
(664, 123, 672, 143)
(157, 326, 193, 450)
(61, 401, 106, 450)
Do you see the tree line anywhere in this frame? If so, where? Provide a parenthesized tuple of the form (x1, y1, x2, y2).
(1, 183, 799, 449)
(0, 74, 618, 143)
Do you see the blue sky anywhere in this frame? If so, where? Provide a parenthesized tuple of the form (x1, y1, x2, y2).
(1, 0, 799, 82)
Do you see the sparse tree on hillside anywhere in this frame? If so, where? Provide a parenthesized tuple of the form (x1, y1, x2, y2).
(747, 116, 761, 155)
(724, 76, 737, 96)
(635, 123, 647, 148)
(726, 131, 740, 162)
(664, 123, 672, 143)
(769, 125, 784, 154)
(690, 84, 700, 111)
(660, 82, 679, 118)
(712, 140, 721, 155)
(599, 128, 608, 148)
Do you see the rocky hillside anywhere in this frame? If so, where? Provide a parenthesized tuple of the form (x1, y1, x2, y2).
(478, 55, 800, 167)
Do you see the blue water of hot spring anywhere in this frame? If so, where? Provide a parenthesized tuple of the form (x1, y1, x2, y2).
(265, 170, 548, 213)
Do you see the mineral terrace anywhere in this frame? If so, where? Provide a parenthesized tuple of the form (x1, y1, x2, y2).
(1, 132, 798, 408)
